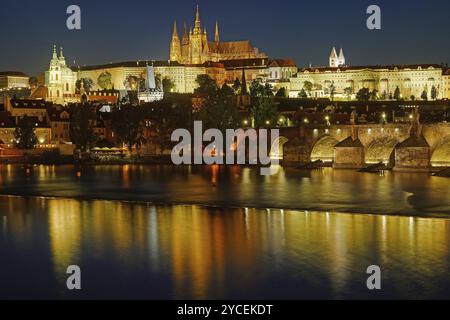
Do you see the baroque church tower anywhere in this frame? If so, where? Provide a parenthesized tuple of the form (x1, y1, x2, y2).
(45, 45, 77, 104)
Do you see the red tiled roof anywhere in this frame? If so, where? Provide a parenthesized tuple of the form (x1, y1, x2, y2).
(269, 59, 297, 68)
(0, 71, 28, 77)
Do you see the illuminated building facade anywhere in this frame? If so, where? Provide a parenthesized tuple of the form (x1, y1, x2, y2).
(169, 6, 267, 65)
(45, 45, 78, 104)
(0, 71, 29, 90)
(290, 62, 447, 100)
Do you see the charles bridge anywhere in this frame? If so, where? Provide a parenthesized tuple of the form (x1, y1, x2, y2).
(273, 122, 450, 171)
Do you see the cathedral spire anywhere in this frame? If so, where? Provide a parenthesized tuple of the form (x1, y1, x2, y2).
(196, 5, 200, 23)
(183, 22, 188, 38)
(215, 21, 220, 43)
(338, 47, 344, 59)
(172, 20, 178, 37)
(330, 46, 337, 59)
(52, 44, 57, 59)
(59, 46, 64, 59)
(194, 5, 201, 33)
(169, 20, 181, 62)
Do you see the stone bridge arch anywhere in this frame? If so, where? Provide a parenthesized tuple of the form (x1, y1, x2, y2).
(270, 136, 289, 160)
(365, 138, 398, 164)
(310, 135, 339, 163)
(431, 136, 450, 167)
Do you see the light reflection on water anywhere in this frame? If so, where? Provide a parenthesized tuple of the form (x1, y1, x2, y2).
(0, 164, 449, 216)
(1, 197, 450, 299)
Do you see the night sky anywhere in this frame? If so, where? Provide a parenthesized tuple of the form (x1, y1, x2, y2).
(0, 0, 449, 76)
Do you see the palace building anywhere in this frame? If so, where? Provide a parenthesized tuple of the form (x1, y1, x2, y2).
(289, 47, 449, 100)
(0, 71, 29, 91)
(169, 6, 267, 65)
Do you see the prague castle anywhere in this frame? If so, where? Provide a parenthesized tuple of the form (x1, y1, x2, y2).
(289, 47, 450, 100)
(169, 6, 267, 64)
(36, 5, 449, 105)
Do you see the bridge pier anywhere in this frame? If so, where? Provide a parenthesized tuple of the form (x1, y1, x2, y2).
(282, 138, 310, 166)
(393, 136, 431, 172)
(333, 136, 365, 169)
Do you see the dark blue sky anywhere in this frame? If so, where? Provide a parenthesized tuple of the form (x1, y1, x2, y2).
(0, 0, 449, 76)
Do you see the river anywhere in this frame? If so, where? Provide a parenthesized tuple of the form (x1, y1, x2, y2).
(0, 164, 449, 299)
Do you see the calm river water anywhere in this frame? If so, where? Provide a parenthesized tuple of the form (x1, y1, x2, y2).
(0, 164, 449, 299)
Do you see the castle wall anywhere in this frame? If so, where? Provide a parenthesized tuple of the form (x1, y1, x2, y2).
(290, 66, 445, 100)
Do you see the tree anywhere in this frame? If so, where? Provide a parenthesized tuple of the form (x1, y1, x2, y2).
(14, 115, 38, 149)
(28, 76, 38, 89)
(162, 77, 175, 93)
(250, 98, 278, 128)
(421, 90, 428, 101)
(303, 81, 313, 93)
(431, 85, 438, 100)
(328, 82, 336, 101)
(232, 78, 241, 93)
(393, 86, 401, 100)
(124, 75, 139, 90)
(69, 104, 97, 151)
(298, 89, 308, 98)
(194, 74, 219, 95)
(275, 87, 287, 98)
(97, 71, 113, 90)
(220, 84, 235, 97)
(344, 87, 353, 99)
(111, 105, 147, 159)
(250, 80, 273, 97)
(356, 88, 370, 101)
(370, 89, 379, 101)
(264, 83, 274, 97)
(76, 78, 94, 93)
(149, 98, 191, 154)
(195, 85, 240, 134)
(250, 80, 265, 97)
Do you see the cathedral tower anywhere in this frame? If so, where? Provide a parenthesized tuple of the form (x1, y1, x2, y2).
(169, 21, 182, 62)
(329, 47, 346, 67)
(338, 48, 346, 66)
(215, 21, 220, 43)
(329, 47, 338, 67)
(181, 22, 190, 63)
(189, 5, 208, 64)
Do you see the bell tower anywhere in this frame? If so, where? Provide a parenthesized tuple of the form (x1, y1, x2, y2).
(169, 21, 182, 62)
